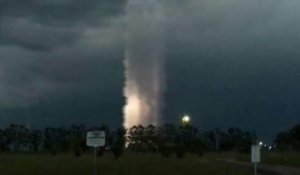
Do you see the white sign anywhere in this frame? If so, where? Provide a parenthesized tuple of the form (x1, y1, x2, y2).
(251, 145, 261, 163)
(86, 131, 105, 148)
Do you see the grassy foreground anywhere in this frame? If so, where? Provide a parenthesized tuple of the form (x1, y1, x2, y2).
(0, 153, 252, 175)
(235, 151, 300, 167)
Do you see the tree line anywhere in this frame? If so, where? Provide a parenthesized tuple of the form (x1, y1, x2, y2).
(274, 124, 300, 151)
(0, 123, 299, 158)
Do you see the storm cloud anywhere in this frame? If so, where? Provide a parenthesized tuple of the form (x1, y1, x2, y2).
(0, 0, 300, 141)
(0, 0, 126, 107)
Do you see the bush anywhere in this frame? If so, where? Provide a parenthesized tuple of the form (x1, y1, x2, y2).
(97, 147, 105, 157)
(71, 137, 82, 157)
(158, 143, 173, 158)
(176, 144, 186, 159)
(112, 128, 126, 159)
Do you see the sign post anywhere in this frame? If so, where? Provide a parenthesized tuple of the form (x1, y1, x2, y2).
(251, 145, 261, 175)
(87, 131, 106, 175)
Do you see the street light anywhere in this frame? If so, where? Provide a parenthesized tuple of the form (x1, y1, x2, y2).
(182, 115, 191, 126)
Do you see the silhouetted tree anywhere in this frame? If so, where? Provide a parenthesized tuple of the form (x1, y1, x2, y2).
(157, 124, 177, 157)
(112, 127, 126, 159)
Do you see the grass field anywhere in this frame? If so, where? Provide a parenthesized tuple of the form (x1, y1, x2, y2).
(235, 151, 300, 167)
(1, 152, 299, 175)
(0, 152, 253, 175)
(201, 151, 300, 168)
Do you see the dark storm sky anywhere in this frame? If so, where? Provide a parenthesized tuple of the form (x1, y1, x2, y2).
(0, 0, 300, 142)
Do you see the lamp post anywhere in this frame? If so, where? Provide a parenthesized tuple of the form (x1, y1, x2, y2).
(180, 115, 191, 155)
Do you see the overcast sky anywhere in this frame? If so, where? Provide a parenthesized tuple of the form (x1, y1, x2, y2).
(1, 0, 300, 142)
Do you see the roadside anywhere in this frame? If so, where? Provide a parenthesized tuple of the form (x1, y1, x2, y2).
(223, 159, 300, 175)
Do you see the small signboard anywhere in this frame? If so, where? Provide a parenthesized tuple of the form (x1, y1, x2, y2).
(251, 145, 261, 163)
(86, 131, 105, 148)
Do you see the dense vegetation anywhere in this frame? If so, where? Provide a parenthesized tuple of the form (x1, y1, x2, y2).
(0, 123, 299, 158)
(275, 124, 300, 151)
(0, 123, 255, 157)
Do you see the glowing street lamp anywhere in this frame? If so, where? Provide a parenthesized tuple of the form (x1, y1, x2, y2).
(182, 115, 191, 126)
